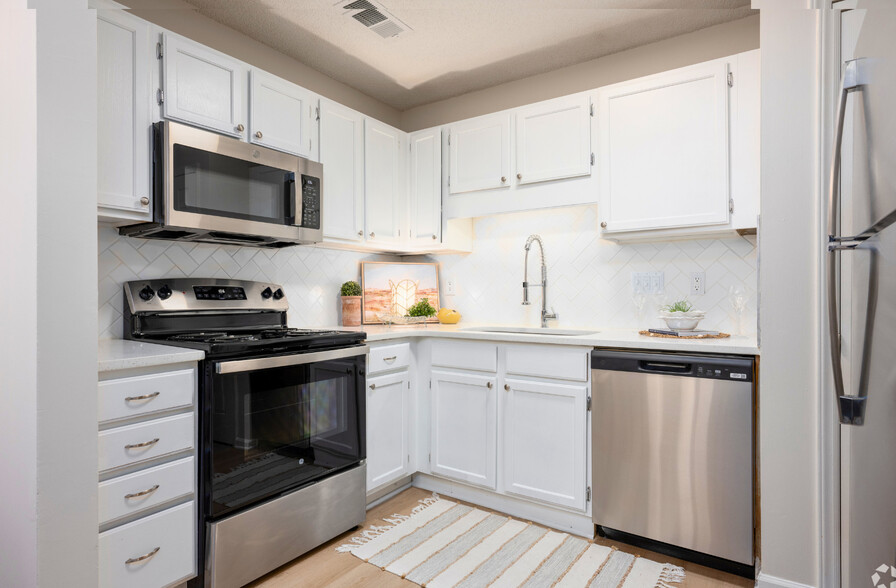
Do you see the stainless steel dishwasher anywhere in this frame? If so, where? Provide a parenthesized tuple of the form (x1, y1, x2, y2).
(591, 350, 754, 578)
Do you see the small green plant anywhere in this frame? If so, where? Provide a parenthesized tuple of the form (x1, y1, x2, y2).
(661, 299, 694, 313)
(340, 281, 362, 297)
(407, 298, 437, 317)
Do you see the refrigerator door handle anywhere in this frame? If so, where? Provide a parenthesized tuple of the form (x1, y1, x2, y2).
(827, 58, 872, 426)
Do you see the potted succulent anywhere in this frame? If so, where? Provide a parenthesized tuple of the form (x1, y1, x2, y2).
(658, 298, 706, 330)
(340, 281, 362, 326)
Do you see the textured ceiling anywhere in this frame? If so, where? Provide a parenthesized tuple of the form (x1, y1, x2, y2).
(177, 0, 755, 110)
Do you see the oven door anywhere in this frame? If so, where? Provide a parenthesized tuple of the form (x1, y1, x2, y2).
(159, 121, 322, 243)
(205, 345, 366, 518)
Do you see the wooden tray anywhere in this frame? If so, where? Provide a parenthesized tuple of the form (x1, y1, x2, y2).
(639, 330, 731, 339)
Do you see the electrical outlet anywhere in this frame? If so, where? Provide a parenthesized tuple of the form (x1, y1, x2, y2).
(445, 277, 456, 296)
(691, 272, 706, 295)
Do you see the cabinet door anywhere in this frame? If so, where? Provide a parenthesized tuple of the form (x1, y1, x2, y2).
(598, 60, 730, 232)
(162, 34, 247, 138)
(249, 69, 315, 158)
(502, 378, 587, 510)
(366, 371, 411, 491)
(515, 95, 591, 185)
(319, 99, 365, 243)
(448, 113, 511, 194)
(430, 370, 496, 489)
(97, 10, 152, 219)
(364, 119, 406, 244)
(409, 127, 442, 245)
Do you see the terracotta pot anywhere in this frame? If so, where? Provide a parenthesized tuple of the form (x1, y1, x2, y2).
(341, 296, 362, 326)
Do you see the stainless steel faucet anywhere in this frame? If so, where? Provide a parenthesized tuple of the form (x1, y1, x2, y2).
(522, 234, 558, 328)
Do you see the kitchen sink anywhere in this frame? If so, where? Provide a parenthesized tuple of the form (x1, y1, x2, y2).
(459, 326, 599, 336)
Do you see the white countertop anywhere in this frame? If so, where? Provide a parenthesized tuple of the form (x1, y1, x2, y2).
(331, 323, 759, 355)
(98, 339, 205, 373)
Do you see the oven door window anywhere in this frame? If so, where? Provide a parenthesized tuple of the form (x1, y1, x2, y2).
(209, 354, 364, 517)
(173, 144, 295, 225)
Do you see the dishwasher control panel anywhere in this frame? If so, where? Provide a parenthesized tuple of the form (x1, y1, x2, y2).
(591, 350, 754, 383)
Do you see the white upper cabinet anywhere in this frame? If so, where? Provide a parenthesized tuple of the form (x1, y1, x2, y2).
(448, 113, 511, 194)
(249, 69, 316, 158)
(319, 99, 365, 243)
(502, 378, 587, 511)
(515, 95, 591, 185)
(97, 10, 152, 222)
(364, 119, 406, 244)
(162, 34, 247, 138)
(409, 128, 442, 245)
(597, 59, 730, 233)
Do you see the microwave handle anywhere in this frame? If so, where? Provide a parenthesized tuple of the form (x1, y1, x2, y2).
(289, 174, 302, 227)
(215, 345, 369, 374)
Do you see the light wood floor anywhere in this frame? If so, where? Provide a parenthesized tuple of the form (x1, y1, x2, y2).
(248, 487, 754, 588)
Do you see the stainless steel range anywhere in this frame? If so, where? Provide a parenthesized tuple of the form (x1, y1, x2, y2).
(124, 279, 367, 588)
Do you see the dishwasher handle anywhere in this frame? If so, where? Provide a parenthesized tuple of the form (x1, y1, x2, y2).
(638, 360, 693, 374)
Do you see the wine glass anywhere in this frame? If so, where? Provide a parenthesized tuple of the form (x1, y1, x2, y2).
(729, 285, 748, 335)
(632, 282, 647, 324)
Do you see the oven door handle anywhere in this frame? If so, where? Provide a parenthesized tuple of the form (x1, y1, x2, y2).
(215, 345, 369, 374)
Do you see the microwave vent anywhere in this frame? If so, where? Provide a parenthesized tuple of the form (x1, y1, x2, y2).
(340, 0, 410, 39)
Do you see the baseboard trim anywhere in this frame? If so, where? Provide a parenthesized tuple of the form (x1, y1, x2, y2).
(412, 473, 593, 538)
(756, 572, 817, 588)
(366, 476, 414, 509)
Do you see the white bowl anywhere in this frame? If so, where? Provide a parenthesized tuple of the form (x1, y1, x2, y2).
(658, 311, 705, 331)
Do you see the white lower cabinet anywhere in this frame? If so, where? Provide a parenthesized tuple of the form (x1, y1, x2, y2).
(366, 370, 411, 491)
(502, 378, 588, 510)
(430, 369, 498, 490)
(99, 501, 195, 588)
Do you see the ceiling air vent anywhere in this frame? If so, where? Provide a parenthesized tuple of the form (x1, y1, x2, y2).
(339, 0, 411, 39)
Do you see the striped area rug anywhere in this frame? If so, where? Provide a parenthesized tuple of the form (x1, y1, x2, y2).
(337, 496, 685, 588)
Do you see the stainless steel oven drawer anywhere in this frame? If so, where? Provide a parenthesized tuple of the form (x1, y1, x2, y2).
(205, 463, 366, 588)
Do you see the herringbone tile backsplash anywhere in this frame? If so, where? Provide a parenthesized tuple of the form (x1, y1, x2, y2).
(99, 204, 757, 339)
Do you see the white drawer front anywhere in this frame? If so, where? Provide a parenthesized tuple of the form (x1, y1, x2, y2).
(431, 340, 498, 373)
(99, 368, 194, 424)
(505, 345, 589, 381)
(369, 343, 410, 375)
(99, 413, 194, 473)
(99, 501, 196, 588)
(99, 456, 195, 526)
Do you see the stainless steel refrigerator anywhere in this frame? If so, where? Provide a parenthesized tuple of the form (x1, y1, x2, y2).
(828, 3, 896, 585)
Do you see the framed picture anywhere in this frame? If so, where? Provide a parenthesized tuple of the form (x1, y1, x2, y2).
(360, 261, 441, 324)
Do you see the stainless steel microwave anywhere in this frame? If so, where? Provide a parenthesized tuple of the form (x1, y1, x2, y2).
(119, 121, 323, 247)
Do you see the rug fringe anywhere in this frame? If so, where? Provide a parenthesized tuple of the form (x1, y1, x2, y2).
(656, 563, 686, 587)
(335, 493, 442, 553)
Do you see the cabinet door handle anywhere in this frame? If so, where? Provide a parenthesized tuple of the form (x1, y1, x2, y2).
(125, 484, 160, 499)
(236, 123, 245, 132)
(358, 230, 363, 237)
(369, 383, 376, 390)
(432, 234, 438, 240)
(125, 391, 160, 402)
(369, 232, 375, 238)
(255, 131, 263, 139)
(486, 381, 493, 389)
(139, 197, 150, 206)
(124, 438, 159, 450)
(504, 384, 510, 391)
(125, 546, 160, 565)
(382, 356, 397, 362)
(600, 221, 608, 229)
(517, 173, 522, 180)
(500, 176, 507, 183)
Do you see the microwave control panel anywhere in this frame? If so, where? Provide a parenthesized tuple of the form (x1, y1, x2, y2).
(300, 175, 320, 229)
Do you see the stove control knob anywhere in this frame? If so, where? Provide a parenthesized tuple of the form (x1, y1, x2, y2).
(157, 284, 172, 300)
(272, 288, 284, 300)
(261, 287, 273, 299)
(138, 285, 155, 301)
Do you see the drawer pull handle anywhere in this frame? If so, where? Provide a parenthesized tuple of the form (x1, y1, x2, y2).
(369, 383, 376, 390)
(125, 438, 159, 450)
(487, 382, 493, 389)
(125, 391, 160, 402)
(125, 546, 160, 565)
(382, 356, 397, 362)
(124, 484, 160, 500)
(504, 384, 510, 391)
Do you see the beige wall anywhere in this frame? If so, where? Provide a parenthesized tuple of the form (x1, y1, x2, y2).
(401, 14, 759, 132)
(123, 0, 402, 127)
